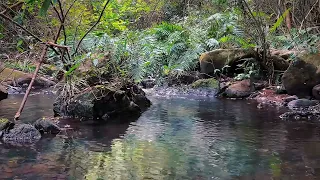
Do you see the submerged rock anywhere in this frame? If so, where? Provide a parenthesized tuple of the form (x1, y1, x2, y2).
(54, 82, 151, 121)
(224, 79, 254, 98)
(34, 118, 61, 134)
(282, 54, 320, 97)
(280, 111, 320, 121)
(2, 124, 41, 144)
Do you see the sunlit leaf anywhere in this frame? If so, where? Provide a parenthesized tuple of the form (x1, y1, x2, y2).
(270, 8, 291, 33)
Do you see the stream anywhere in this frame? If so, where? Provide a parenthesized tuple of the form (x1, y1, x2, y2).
(0, 94, 320, 179)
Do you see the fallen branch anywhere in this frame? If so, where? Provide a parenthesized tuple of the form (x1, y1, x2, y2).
(14, 46, 48, 121)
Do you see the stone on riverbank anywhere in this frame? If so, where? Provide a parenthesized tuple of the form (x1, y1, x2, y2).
(224, 79, 254, 98)
(2, 124, 41, 144)
(199, 48, 257, 75)
(287, 99, 319, 110)
(54, 82, 151, 121)
(0, 68, 56, 91)
(282, 53, 320, 97)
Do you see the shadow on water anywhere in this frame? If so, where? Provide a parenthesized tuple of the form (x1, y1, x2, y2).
(1, 94, 320, 179)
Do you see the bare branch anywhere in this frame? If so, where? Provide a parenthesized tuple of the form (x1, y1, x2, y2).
(0, 13, 42, 42)
(14, 46, 48, 121)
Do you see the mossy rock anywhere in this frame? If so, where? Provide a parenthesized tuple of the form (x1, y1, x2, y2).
(282, 53, 320, 97)
(191, 78, 219, 89)
(0, 118, 9, 130)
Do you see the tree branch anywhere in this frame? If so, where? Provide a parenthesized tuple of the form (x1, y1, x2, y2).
(0, 13, 42, 42)
(72, 0, 111, 56)
(14, 46, 48, 121)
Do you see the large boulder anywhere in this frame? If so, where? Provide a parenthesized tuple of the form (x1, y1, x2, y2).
(282, 53, 320, 97)
(2, 124, 41, 144)
(199, 48, 257, 74)
(54, 82, 151, 121)
(224, 79, 254, 98)
(0, 68, 55, 89)
(0, 84, 8, 101)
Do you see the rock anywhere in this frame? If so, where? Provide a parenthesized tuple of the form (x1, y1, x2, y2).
(34, 118, 61, 134)
(0, 118, 14, 131)
(224, 79, 254, 98)
(191, 78, 219, 89)
(270, 49, 298, 59)
(252, 89, 292, 106)
(167, 71, 201, 86)
(2, 124, 41, 144)
(199, 48, 256, 74)
(282, 54, 320, 97)
(312, 84, 320, 100)
(15, 76, 56, 88)
(7, 86, 23, 94)
(0, 84, 8, 101)
(0, 68, 56, 89)
(54, 82, 151, 121)
(141, 78, 156, 89)
(252, 81, 267, 91)
(269, 55, 290, 71)
(287, 99, 319, 110)
(283, 95, 298, 103)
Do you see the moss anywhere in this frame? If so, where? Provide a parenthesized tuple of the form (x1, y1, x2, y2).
(299, 53, 320, 67)
(191, 78, 219, 89)
(0, 68, 28, 81)
(0, 118, 9, 131)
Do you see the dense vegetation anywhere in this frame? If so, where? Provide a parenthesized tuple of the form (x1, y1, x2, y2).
(0, 0, 319, 101)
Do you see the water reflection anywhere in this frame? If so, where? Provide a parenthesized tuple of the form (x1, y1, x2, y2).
(1, 95, 320, 179)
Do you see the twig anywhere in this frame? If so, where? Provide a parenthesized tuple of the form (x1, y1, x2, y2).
(0, 12, 61, 56)
(0, 13, 42, 42)
(0, 2, 24, 15)
(299, 0, 319, 31)
(72, 0, 111, 56)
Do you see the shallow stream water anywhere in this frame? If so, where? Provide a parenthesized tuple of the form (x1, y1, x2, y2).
(0, 94, 320, 179)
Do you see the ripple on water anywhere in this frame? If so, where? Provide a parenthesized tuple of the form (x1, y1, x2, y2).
(0, 95, 320, 179)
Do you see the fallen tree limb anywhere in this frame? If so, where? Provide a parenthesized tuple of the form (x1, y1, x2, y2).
(14, 46, 48, 121)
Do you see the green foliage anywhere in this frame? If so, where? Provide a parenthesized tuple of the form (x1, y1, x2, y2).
(269, 28, 320, 53)
(269, 8, 291, 33)
(39, 0, 51, 16)
(234, 58, 260, 81)
(5, 60, 36, 73)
